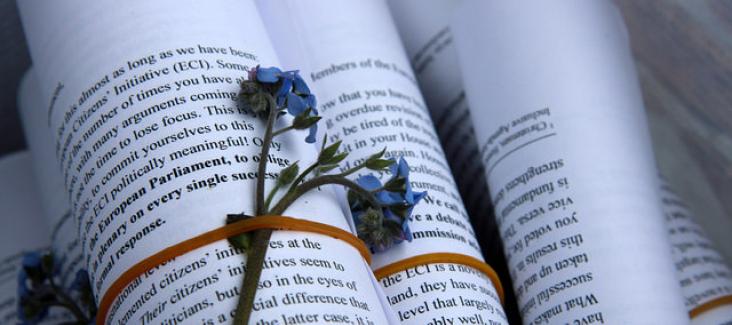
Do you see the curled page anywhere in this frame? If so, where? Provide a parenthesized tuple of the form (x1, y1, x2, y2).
(0, 152, 72, 323)
(19, 71, 84, 301)
(386, 0, 520, 321)
(18, 0, 392, 323)
(385, 0, 492, 225)
(660, 179, 732, 323)
(258, 1, 507, 324)
(452, 0, 689, 323)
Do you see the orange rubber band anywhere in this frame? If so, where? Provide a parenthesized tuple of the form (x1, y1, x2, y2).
(96, 215, 370, 324)
(689, 294, 732, 319)
(373, 252, 505, 304)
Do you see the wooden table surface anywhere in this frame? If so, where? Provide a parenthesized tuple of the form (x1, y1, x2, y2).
(0, 0, 729, 257)
(615, 0, 732, 261)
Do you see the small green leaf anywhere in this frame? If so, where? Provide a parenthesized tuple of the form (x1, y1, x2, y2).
(277, 162, 300, 186)
(320, 133, 328, 151)
(384, 177, 406, 192)
(228, 234, 253, 251)
(347, 189, 359, 206)
(40, 253, 54, 275)
(294, 116, 321, 130)
(368, 147, 387, 160)
(388, 203, 411, 219)
(318, 140, 342, 164)
(226, 214, 254, 250)
(318, 164, 340, 173)
(320, 152, 348, 165)
(364, 158, 394, 171)
(22, 302, 44, 320)
(292, 108, 321, 130)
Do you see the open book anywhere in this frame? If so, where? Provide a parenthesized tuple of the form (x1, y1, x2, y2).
(11, 0, 732, 324)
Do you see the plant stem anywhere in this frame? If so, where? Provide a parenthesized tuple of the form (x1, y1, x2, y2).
(281, 162, 318, 198)
(272, 125, 295, 138)
(339, 163, 367, 177)
(233, 228, 272, 325)
(270, 175, 383, 216)
(234, 93, 277, 324)
(256, 94, 277, 215)
(263, 183, 282, 212)
(49, 276, 88, 323)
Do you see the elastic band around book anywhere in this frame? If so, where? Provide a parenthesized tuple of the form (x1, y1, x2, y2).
(689, 294, 732, 319)
(373, 252, 505, 305)
(95, 215, 371, 324)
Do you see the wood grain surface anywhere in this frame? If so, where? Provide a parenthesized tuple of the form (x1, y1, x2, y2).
(615, 0, 732, 260)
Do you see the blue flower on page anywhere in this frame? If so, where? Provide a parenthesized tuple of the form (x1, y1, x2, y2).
(17, 252, 40, 299)
(286, 93, 319, 143)
(255, 66, 313, 104)
(253, 66, 282, 83)
(349, 158, 426, 252)
(69, 270, 91, 292)
(17, 252, 50, 325)
(16, 251, 97, 324)
(252, 66, 320, 143)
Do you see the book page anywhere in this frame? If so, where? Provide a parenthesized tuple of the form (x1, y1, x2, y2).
(18, 0, 392, 323)
(660, 179, 732, 323)
(385, 0, 492, 226)
(0, 152, 72, 323)
(385, 1, 520, 321)
(19, 71, 84, 301)
(258, 1, 507, 324)
(452, 0, 689, 323)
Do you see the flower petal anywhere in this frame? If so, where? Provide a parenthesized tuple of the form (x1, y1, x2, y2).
(276, 78, 293, 103)
(256, 67, 282, 83)
(356, 175, 382, 191)
(21, 252, 42, 268)
(402, 221, 413, 241)
(376, 191, 403, 206)
(305, 123, 318, 144)
(305, 94, 317, 110)
(286, 93, 306, 116)
(293, 73, 311, 95)
(397, 157, 409, 177)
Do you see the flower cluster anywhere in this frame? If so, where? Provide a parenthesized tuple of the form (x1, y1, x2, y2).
(17, 251, 95, 325)
(231, 66, 426, 322)
(242, 66, 320, 143)
(349, 158, 427, 252)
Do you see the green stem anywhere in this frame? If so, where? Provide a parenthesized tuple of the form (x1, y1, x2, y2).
(49, 275, 88, 323)
(270, 175, 383, 216)
(276, 155, 369, 211)
(272, 125, 295, 138)
(233, 229, 272, 325)
(234, 93, 278, 324)
(256, 94, 277, 216)
(339, 163, 368, 177)
(263, 183, 282, 212)
(281, 162, 318, 198)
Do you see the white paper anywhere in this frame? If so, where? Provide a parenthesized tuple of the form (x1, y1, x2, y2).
(660, 179, 732, 324)
(19, 71, 84, 299)
(386, 0, 498, 256)
(258, 1, 507, 324)
(18, 0, 392, 323)
(452, 0, 689, 323)
(0, 152, 73, 323)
